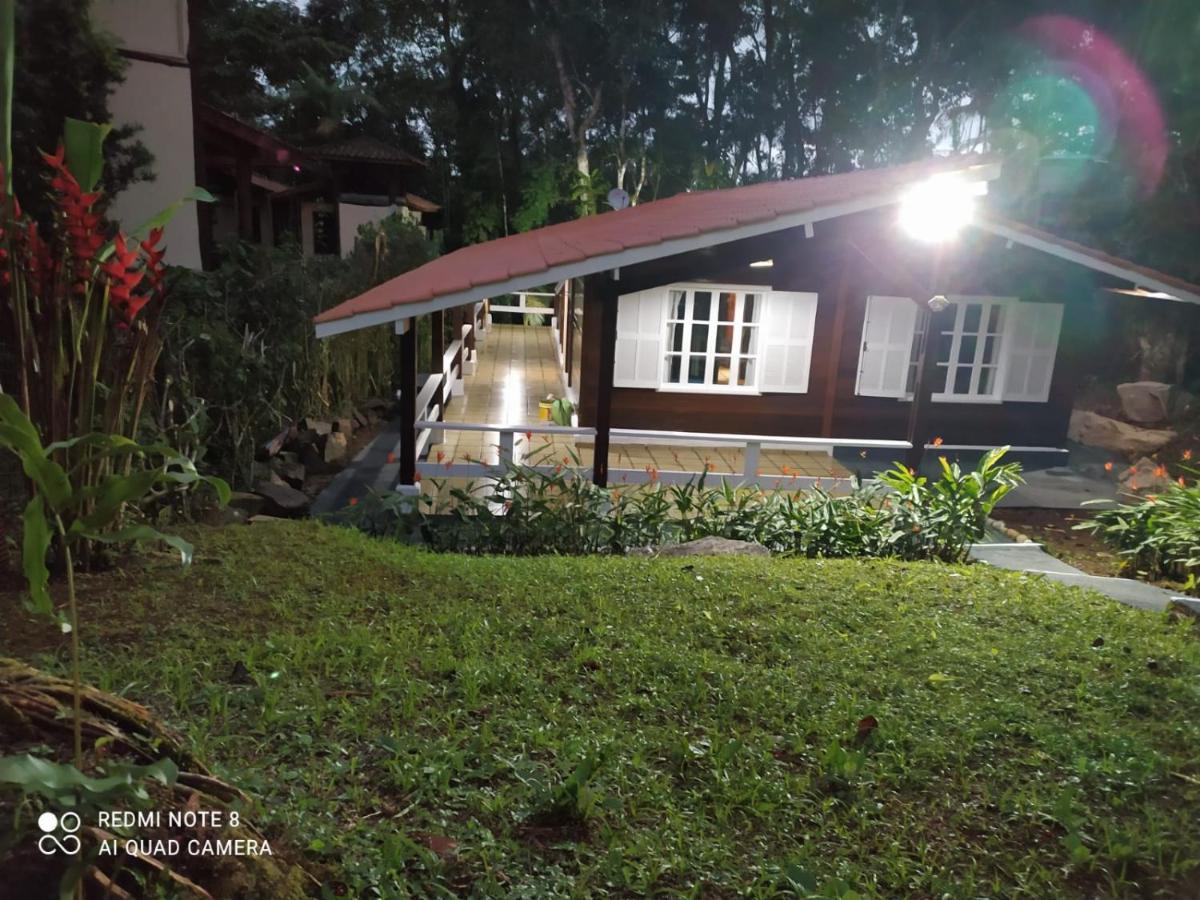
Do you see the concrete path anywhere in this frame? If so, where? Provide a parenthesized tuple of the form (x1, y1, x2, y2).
(968, 543, 1189, 612)
(311, 420, 406, 518)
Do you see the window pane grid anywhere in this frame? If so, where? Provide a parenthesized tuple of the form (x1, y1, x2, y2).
(664, 288, 761, 389)
(934, 300, 1008, 400)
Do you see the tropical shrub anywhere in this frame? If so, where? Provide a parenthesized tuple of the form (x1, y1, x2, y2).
(1078, 476, 1200, 583)
(876, 447, 1024, 562)
(160, 216, 437, 486)
(0, 392, 228, 767)
(347, 448, 1021, 562)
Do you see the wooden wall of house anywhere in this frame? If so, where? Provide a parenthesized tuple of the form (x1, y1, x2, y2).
(579, 209, 1116, 448)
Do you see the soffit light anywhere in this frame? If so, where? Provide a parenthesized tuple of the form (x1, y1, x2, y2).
(898, 174, 978, 243)
(749, 259, 774, 268)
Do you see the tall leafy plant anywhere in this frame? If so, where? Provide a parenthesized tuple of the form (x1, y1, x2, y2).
(2, 122, 210, 558)
(0, 393, 228, 768)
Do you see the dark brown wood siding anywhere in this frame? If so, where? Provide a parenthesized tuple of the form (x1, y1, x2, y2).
(579, 209, 1116, 448)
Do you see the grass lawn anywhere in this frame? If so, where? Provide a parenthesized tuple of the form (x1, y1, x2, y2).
(4, 520, 1200, 897)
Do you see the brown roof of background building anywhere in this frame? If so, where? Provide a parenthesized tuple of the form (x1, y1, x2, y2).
(310, 135, 425, 167)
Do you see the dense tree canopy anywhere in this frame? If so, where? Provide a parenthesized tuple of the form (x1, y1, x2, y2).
(191, 0, 1200, 278)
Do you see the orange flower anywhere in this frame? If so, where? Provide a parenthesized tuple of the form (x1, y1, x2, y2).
(1154, 464, 1168, 478)
(348, 497, 359, 506)
(705, 461, 715, 472)
(1179, 476, 1187, 487)
(524, 431, 532, 441)
(1104, 461, 1114, 472)
(387, 451, 396, 464)
(931, 436, 944, 447)
(436, 450, 445, 463)
(1183, 449, 1194, 461)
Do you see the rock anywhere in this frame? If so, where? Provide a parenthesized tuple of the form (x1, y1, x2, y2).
(353, 409, 371, 430)
(258, 424, 295, 460)
(653, 536, 771, 557)
(272, 458, 306, 488)
(333, 417, 354, 435)
(1168, 597, 1200, 623)
(300, 417, 332, 436)
(361, 397, 389, 412)
(323, 431, 349, 465)
(227, 491, 266, 517)
(294, 428, 321, 449)
(299, 442, 326, 474)
(253, 481, 310, 517)
(1117, 381, 1174, 424)
(248, 514, 293, 524)
(1171, 388, 1196, 419)
(1068, 409, 1176, 456)
(1118, 456, 1174, 495)
(250, 461, 287, 487)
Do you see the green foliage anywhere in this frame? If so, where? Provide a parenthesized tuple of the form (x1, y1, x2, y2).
(0, 753, 177, 809)
(0, 393, 228, 619)
(161, 216, 436, 486)
(549, 396, 574, 426)
(1077, 477, 1200, 582)
(11, 518, 1198, 896)
(350, 448, 1021, 562)
(876, 447, 1024, 562)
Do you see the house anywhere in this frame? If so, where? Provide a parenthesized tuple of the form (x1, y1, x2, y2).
(91, 1, 438, 269)
(195, 107, 440, 262)
(311, 156, 1200, 491)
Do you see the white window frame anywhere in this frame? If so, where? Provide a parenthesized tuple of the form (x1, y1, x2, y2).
(930, 296, 1016, 405)
(658, 283, 768, 395)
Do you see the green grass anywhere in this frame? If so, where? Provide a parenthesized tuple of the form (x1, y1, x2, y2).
(6, 520, 1200, 897)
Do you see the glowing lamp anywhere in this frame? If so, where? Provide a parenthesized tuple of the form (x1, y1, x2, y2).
(898, 174, 976, 243)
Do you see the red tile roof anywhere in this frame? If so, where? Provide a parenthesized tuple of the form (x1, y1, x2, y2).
(315, 156, 994, 332)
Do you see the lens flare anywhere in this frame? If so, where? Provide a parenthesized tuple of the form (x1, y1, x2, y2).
(1015, 15, 1167, 196)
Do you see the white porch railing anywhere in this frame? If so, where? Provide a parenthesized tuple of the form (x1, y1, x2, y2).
(486, 291, 555, 324)
(413, 422, 910, 490)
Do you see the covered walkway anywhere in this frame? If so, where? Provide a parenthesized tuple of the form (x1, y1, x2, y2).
(435, 323, 850, 480)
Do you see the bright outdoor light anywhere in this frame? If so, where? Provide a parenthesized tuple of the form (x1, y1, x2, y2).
(898, 174, 976, 242)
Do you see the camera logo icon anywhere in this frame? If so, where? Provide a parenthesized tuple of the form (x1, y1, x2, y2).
(37, 811, 81, 856)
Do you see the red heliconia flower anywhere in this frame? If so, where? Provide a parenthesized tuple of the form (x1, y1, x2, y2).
(140, 227, 167, 297)
(42, 143, 104, 292)
(101, 232, 146, 324)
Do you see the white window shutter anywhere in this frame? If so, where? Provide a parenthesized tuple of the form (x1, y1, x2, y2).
(760, 291, 818, 393)
(1003, 302, 1063, 402)
(855, 295, 919, 398)
(613, 289, 665, 388)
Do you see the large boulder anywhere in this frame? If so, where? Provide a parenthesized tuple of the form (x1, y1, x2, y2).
(654, 536, 770, 558)
(253, 481, 310, 517)
(1068, 409, 1176, 456)
(1116, 381, 1174, 424)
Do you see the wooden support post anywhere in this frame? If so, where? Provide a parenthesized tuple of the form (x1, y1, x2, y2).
(565, 281, 576, 387)
(398, 318, 417, 486)
(904, 301, 943, 472)
(589, 272, 619, 487)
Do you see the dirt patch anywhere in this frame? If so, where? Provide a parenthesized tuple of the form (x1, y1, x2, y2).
(996, 508, 1124, 577)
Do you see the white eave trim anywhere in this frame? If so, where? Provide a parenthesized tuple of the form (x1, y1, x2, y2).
(974, 218, 1200, 306)
(314, 161, 1002, 338)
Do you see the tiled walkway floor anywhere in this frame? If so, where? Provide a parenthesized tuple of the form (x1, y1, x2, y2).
(425, 324, 848, 496)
